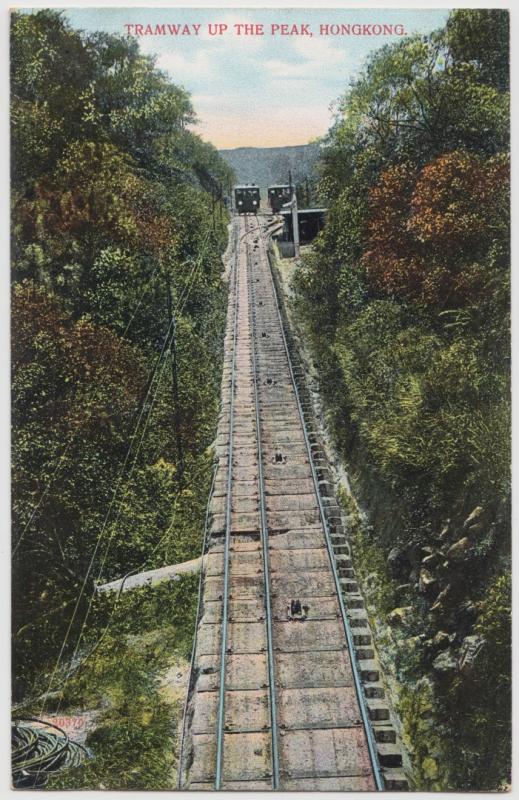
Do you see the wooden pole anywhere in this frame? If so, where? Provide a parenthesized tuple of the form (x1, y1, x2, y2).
(166, 281, 185, 477)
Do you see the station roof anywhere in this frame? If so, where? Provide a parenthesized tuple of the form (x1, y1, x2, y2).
(279, 207, 327, 214)
(268, 184, 291, 189)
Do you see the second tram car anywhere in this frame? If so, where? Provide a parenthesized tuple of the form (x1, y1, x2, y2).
(234, 184, 260, 214)
(267, 184, 291, 213)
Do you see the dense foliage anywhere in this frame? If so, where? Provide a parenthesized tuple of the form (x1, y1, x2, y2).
(49, 574, 199, 790)
(293, 9, 510, 790)
(11, 8, 233, 714)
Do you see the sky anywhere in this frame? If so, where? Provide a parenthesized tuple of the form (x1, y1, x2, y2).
(62, 7, 450, 149)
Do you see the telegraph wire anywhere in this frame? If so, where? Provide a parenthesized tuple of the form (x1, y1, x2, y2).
(32, 231, 215, 725)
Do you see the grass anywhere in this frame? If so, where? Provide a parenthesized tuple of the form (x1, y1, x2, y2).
(44, 574, 199, 790)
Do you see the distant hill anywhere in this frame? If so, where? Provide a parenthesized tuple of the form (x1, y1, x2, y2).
(219, 144, 321, 188)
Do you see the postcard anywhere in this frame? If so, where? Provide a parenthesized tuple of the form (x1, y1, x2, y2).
(10, 6, 511, 792)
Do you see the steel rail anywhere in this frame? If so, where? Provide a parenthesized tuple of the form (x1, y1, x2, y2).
(246, 231, 281, 790)
(176, 460, 218, 789)
(255, 216, 385, 792)
(214, 217, 241, 790)
(176, 222, 238, 789)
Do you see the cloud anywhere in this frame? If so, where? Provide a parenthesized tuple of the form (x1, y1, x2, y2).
(291, 36, 348, 65)
(263, 36, 351, 83)
(155, 49, 213, 81)
(263, 59, 316, 79)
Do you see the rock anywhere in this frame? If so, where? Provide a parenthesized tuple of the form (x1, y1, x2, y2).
(438, 520, 451, 542)
(432, 631, 451, 651)
(466, 521, 485, 537)
(457, 602, 479, 638)
(458, 599, 477, 624)
(462, 506, 485, 531)
(446, 537, 471, 562)
(422, 552, 440, 568)
(435, 558, 450, 576)
(406, 541, 424, 566)
(458, 634, 486, 675)
(409, 567, 420, 584)
(430, 584, 451, 614)
(387, 606, 413, 626)
(387, 547, 410, 580)
(432, 649, 458, 675)
(406, 635, 425, 652)
(419, 568, 437, 595)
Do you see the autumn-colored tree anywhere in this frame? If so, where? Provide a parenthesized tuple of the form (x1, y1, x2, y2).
(11, 10, 234, 701)
(362, 151, 509, 306)
(294, 10, 510, 790)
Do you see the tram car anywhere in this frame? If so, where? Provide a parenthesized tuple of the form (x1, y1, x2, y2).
(234, 184, 260, 214)
(267, 184, 291, 213)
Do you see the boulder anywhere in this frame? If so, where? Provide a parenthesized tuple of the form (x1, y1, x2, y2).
(458, 600, 478, 625)
(462, 506, 485, 531)
(387, 547, 410, 580)
(432, 649, 458, 675)
(458, 634, 486, 675)
(422, 552, 441, 569)
(387, 606, 413, 626)
(446, 537, 470, 562)
(430, 584, 451, 614)
(419, 568, 437, 595)
(432, 631, 451, 651)
(466, 520, 486, 537)
(437, 520, 451, 542)
(406, 541, 424, 566)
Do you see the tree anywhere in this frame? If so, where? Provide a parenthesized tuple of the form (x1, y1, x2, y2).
(446, 9, 509, 92)
(362, 151, 509, 307)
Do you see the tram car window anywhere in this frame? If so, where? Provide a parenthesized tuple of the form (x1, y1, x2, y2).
(234, 185, 260, 214)
(267, 185, 291, 213)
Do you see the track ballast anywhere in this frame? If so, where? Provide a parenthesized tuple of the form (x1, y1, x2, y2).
(178, 213, 406, 791)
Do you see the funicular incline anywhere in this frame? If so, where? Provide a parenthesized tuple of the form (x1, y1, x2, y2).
(178, 212, 408, 791)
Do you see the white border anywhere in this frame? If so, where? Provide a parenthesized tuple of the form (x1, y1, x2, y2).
(2, 2, 516, 799)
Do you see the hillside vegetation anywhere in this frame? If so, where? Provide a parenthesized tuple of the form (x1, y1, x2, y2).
(11, 10, 233, 786)
(219, 143, 320, 188)
(292, 9, 510, 790)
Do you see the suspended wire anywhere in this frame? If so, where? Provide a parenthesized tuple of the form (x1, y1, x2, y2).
(14, 232, 212, 556)
(12, 457, 209, 715)
(35, 316, 176, 723)
(13, 262, 161, 556)
(58, 348, 173, 685)
(120, 262, 161, 340)
(24, 332, 174, 785)
(174, 228, 212, 314)
(66, 454, 210, 670)
(12, 467, 182, 710)
(13, 438, 75, 557)
(35, 240, 206, 711)
(17, 222, 217, 777)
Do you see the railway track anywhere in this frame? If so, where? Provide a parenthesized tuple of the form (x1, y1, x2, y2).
(178, 213, 407, 791)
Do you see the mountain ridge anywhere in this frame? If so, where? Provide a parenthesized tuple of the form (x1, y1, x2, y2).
(219, 143, 321, 187)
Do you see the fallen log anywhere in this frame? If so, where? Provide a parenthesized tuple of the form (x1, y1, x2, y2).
(96, 556, 202, 594)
